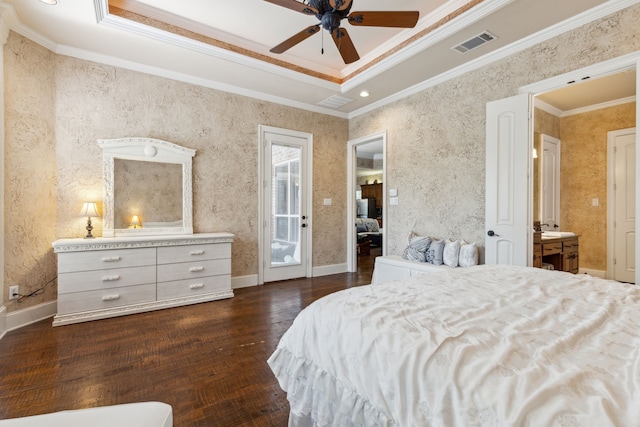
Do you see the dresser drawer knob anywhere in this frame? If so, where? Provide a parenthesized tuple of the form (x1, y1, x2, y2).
(189, 250, 205, 256)
(189, 283, 205, 290)
(102, 256, 121, 262)
(102, 294, 120, 301)
(102, 275, 121, 282)
(189, 266, 205, 273)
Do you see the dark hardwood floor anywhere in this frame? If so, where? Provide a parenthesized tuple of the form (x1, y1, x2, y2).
(0, 249, 380, 426)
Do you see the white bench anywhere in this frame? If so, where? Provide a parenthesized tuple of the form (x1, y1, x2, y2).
(0, 402, 172, 427)
(371, 255, 450, 284)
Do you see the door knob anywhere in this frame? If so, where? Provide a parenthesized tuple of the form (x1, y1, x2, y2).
(487, 230, 500, 237)
(301, 223, 307, 228)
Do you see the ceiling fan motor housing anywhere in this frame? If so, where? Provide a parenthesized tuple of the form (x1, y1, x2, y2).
(309, 0, 352, 32)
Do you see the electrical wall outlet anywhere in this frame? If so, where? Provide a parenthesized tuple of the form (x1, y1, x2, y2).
(9, 285, 19, 300)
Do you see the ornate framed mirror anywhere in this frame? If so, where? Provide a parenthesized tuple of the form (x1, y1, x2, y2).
(98, 137, 196, 237)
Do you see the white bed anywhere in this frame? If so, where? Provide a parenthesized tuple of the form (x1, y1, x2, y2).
(268, 265, 640, 426)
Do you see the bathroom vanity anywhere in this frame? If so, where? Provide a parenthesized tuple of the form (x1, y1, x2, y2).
(533, 231, 579, 273)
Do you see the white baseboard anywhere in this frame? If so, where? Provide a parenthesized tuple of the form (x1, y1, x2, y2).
(232, 275, 258, 289)
(0, 305, 7, 340)
(579, 268, 606, 279)
(313, 263, 348, 277)
(6, 300, 57, 332)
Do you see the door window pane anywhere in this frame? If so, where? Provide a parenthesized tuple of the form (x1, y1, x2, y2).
(271, 144, 302, 265)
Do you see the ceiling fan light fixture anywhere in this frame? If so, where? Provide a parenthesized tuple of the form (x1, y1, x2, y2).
(39, 0, 58, 4)
(360, 90, 370, 98)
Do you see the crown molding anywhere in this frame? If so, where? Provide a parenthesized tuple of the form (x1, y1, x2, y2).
(341, 0, 512, 92)
(565, 96, 636, 117)
(340, 0, 488, 78)
(0, 2, 56, 49)
(97, 0, 342, 88)
(56, 44, 348, 119)
(533, 99, 563, 117)
(3, 0, 638, 120)
(348, 0, 640, 119)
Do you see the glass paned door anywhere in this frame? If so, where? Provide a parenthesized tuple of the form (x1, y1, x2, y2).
(271, 147, 301, 266)
(261, 127, 310, 283)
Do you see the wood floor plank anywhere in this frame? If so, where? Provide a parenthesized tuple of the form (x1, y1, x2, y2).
(0, 249, 380, 425)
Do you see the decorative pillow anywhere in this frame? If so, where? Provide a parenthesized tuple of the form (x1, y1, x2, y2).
(425, 239, 445, 265)
(364, 220, 379, 232)
(443, 239, 461, 268)
(402, 236, 431, 262)
(356, 224, 368, 233)
(459, 241, 479, 267)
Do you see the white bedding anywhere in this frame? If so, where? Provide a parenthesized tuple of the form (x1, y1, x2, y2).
(267, 265, 640, 426)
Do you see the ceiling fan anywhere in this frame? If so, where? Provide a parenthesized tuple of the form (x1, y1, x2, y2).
(265, 0, 419, 64)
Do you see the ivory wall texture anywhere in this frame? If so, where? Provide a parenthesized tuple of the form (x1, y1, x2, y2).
(533, 102, 636, 272)
(349, 4, 640, 258)
(559, 102, 636, 271)
(3, 4, 640, 314)
(4, 32, 348, 313)
(3, 33, 57, 313)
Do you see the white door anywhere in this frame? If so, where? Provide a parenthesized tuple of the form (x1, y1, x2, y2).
(259, 126, 312, 283)
(485, 94, 532, 266)
(540, 134, 561, 230)
(609, 128, 636, 283)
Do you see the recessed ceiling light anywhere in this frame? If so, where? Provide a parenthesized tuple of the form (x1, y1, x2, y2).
(39, 0, 58, 4)
(360, 91, 370, 98)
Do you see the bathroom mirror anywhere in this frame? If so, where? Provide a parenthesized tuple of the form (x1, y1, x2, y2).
(98, 137, 196, 237)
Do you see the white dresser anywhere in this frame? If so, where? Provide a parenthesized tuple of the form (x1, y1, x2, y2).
(52, 233, 234, 326)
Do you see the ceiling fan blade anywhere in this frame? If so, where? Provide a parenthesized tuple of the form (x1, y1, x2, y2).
(348, 11, 419, 28)
(264, 0, 318, 15)
(329, 0, 352, 11)
(332, 27, 359, 64)
(270, 25, 321, 54)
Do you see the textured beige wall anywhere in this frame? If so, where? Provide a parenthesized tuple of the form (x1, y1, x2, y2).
(4, 33, 347, 312)
(349, 4, 640, 258)
(4, 4, 640, 313)
(559, 102, 636, 271)
(52, 56, 348, 281)
(3, 33, 57, 312)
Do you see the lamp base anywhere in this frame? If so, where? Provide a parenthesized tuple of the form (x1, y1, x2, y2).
(85, 217, 95, 239)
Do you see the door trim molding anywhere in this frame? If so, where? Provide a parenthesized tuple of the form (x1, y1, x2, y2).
(258, 125, 313, 284)
(519, 52, 640, 284)
(347, 131, 387, 273)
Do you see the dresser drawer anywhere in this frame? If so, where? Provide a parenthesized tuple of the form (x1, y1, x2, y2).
(563, 239, 579, 252)
(157, 274, 231, 300)
(58, 248, 156, 273)
(58, 266, 156, 294)
(157, 243, 230, 265)
(157, 259, 231, 283)
(57, 283, 156, 314)
(542, 242, 563, 256)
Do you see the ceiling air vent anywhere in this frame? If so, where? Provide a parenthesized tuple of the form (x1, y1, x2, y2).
(452, 31, 496, 54)
(318, 95, 354, 109)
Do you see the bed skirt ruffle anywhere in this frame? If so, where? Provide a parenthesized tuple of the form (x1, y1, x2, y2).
(267, 347, 394, 427)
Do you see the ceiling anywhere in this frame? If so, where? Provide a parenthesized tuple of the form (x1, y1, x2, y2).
(1, 0, 635, 118)
(537, 69, 636, 114)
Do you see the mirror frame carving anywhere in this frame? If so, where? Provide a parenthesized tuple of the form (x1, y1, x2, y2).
(98, 137, 196, 237)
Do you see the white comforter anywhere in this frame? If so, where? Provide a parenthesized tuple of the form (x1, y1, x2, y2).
(267, 265, 640, 426)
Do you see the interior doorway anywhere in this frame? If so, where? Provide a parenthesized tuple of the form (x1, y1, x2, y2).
(538, 134, 561, 231)
(347, 131, 387, 273)
(488, 52, 640, 283)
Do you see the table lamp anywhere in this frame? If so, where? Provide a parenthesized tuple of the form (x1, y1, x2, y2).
(79, 202, 99, 238)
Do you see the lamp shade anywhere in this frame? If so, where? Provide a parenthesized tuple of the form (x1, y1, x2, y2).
(130, 214, 141, 227)
(79, 202, 99, 218)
